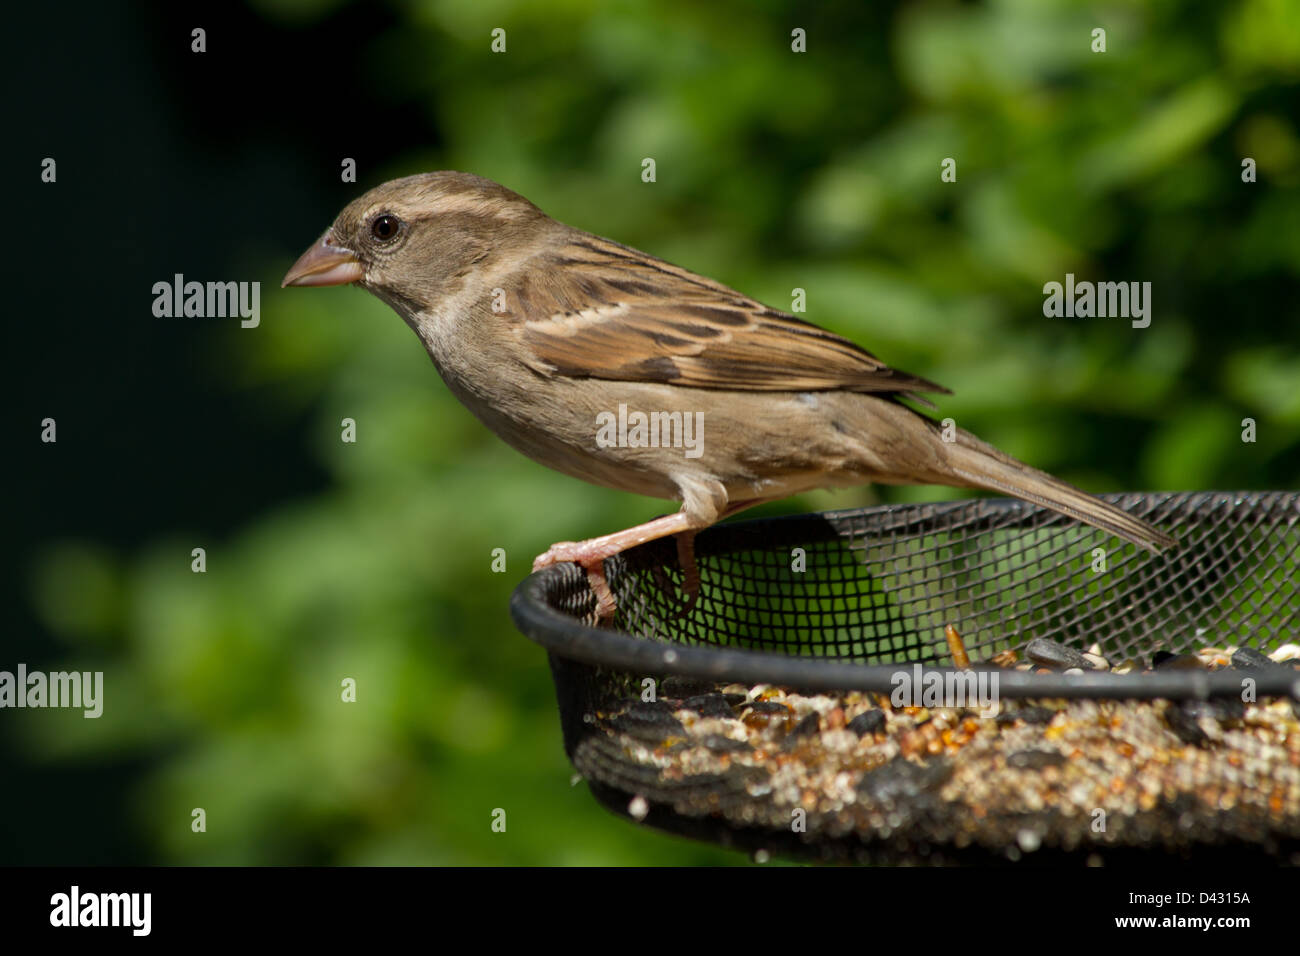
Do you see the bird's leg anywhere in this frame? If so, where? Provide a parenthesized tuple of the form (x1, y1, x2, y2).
(671, 498, 776, 616)
(534, 511, 704, 623)
(675, 531, 700, 615)
(535, 499, 778, 623)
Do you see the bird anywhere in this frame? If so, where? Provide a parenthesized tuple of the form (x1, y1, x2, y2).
(282, 171, 1174, 619)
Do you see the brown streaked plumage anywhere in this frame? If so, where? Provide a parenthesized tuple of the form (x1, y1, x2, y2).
(512, 232, 948, 400)
(283, 171, 1174, 619)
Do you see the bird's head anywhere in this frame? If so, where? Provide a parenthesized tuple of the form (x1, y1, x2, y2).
(281, 171, 547, 311)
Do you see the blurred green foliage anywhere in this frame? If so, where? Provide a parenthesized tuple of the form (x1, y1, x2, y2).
(15, 0, 1299, 864)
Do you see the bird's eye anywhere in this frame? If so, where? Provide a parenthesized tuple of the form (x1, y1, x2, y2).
(371, 214, 402, 241)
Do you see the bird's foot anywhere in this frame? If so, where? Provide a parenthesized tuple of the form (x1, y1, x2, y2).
(533, 540, 620, 623)
(532, 510, 725, 625)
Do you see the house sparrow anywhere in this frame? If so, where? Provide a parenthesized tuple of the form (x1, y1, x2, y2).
(283, 171, 1174, 618)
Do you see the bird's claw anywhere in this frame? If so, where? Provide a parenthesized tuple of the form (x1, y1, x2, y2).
(532, 542, 618, 622)
(532, 542, 585, 572)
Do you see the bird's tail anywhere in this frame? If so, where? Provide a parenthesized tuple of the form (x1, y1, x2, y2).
(937, 425, 1175, 553)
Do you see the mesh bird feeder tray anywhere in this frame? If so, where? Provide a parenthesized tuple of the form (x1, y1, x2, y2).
(511, 491, 1300, 864)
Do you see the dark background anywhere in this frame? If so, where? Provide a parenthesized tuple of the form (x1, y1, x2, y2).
(4, 0, 1298, 863)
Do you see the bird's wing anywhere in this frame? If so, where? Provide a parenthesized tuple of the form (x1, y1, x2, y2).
(509, 233, 950, 397)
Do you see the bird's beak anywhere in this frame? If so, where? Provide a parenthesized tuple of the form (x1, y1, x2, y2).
(281, 235, 364, 288)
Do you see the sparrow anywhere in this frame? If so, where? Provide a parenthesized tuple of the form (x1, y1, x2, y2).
(283, 171, 1174, 619)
